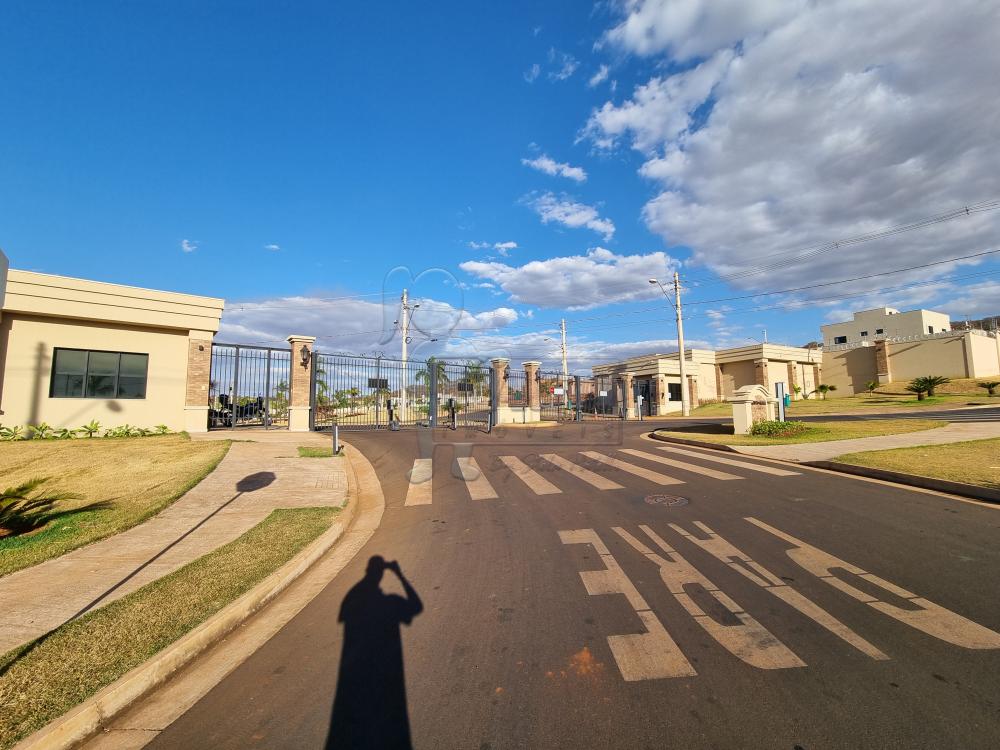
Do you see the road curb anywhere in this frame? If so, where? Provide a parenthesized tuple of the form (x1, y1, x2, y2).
(801, 460, 1000, 504)
(13, 451, 367, 750)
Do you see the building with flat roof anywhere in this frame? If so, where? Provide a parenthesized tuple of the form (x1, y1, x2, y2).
(0, 251, 224, 432)
(591, 343, 820, 416)
(821, 306, 951, 347)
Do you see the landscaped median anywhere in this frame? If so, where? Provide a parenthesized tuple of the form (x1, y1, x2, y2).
(653, 419, 947, 447)
(0, 505, 342, 749)
(0, 435, 230, 576)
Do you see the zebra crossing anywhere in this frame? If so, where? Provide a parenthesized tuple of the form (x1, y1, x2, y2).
(404, 444, 801, 505)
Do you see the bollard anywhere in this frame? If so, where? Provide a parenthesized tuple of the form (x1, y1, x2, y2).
(333, 424, 340, 455)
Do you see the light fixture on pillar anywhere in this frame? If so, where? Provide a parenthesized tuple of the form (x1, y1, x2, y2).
(300, 346, 311, 367)
(503, 364, 510, 381)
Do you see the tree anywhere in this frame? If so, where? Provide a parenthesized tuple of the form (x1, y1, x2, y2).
(919, 375, 950, 396)
(978, 380, 1000, 396)
(463, 360, 487, 397)
(906, 377, 929, 400)
(814, 384, 837, 400)
(790, 384, 802, 399)
(864, 380, 878, 397)
(415, 357, 450, 391)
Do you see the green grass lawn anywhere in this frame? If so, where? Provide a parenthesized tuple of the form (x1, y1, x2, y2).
(0, 436, 230, 576)
(654, 419, 947, 446)
(688, 393, 990, 417)
(835, 437, 1000, 489)
(0, 506, 339, 749)
(296, 446, 344, 458)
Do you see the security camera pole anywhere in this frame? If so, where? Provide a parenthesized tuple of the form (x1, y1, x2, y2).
(649, 272, 690, 417)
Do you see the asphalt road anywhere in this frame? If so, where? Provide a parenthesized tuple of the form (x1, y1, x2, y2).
(148, 422, 1000, 749)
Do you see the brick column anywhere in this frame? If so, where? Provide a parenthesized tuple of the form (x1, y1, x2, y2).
(521, 361, 541, 422)
(287, 335, 316, 431)
(490, 357, 512, 424)
(787, 362, 800, 400)
(874, 340, 892, 384)
(687, 375, 700, 409)
(622, 372, 635, 418)
(183, 331, 214, 432)
(754, 358, 770, 389)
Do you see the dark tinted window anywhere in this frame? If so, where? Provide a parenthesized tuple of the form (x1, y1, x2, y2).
(49, 349, 149, 399)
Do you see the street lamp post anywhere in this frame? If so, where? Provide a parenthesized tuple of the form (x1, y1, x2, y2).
(649, 272, 690, 417)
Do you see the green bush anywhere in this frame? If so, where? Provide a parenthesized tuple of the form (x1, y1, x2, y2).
(0, 422, 171, 441)
(749, 420, 810, 437)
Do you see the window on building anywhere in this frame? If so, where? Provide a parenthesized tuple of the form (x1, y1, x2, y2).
(833, 335, 847, 344)
(875, 328, 884, 335)
(860, 330, 868, 337)
(928, 325, 934, 334)
(667, 383, 682, 402)
(50, 349, 148, 399)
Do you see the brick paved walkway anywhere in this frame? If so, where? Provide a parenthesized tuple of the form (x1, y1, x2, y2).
(0, 431, 346, 654)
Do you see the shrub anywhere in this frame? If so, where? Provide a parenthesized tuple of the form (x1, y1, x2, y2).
(978, 381, 1000, 396)
(749, 420, 809, 438)
(79, 420, 101, 438)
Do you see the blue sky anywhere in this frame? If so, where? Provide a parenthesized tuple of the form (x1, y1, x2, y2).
(3, 1, 998, 371)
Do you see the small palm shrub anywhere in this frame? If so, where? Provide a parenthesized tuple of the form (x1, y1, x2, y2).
(919, 375, 950, 396)
(79, 420, 101, 438)
(978, 381, 1000, 396)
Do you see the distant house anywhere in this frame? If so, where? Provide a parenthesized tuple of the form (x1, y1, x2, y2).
(821, 306, 951, 347)
(0, 250, 224, 432)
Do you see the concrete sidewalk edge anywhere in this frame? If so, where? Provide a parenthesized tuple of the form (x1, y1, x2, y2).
(802, 460, 1000, 504)
(13, 448, 369, 750)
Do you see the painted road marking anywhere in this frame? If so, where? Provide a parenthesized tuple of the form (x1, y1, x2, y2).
(404, 458, 433, 506)
(747, 517, 1000, 649)
(670, 521, 888, 660)
(455, 457, 498, 500)
(615, 526, 805, 671)
(619, 449, 742, 481)
(657, 446, 800, 476)
(560, 529, 695, 681)
(580, 451, 684, 486)
(540, 454, 623, 491)
(498, 456, 562, 495)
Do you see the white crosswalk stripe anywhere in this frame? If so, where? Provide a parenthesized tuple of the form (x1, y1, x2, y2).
(404, 458, 433, 506)
(580, 451, 684, 485)
(498, 456, 562, 495)
(619, 448, 742, 480)
(455, 456, 498, 500)
(655, 446, 800, 476)
(539, 453, 624, 490)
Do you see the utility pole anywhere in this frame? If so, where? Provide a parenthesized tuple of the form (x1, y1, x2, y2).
(763, 328, 768, 344)
(673, 271, 690, 417)
(398, 289, 418, 414)
(560, 318, 569, 408)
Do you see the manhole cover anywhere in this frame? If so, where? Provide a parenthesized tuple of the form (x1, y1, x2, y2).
(645, 494, 689, 507)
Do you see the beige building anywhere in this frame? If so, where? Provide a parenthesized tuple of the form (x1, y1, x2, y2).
(592, 343, 821, 416)
(0, 252, 224, 433)
(822, 329, 1000, 395)
(821, 306, 951, 347)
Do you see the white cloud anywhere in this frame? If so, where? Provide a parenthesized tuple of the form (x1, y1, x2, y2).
(548, 48, 579, 81)
(460, 247, 677, 309)
(521, 155, 587, 182)
(524, 63, 541, 83)
(180, 239, 198, 253)
(468, 241, 491, 250)
(469, 240, 518, 257)
(588, 64, 610, 88)
(587, 0, 1000, 299)
(264, 243, 280, 251)
(525, 192, 615, 240)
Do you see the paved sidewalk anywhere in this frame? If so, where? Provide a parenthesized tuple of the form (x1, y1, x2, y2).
(0, 431, 346, 655)
(731, 421, 1000, 462)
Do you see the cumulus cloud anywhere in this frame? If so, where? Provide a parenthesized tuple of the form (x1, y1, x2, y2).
(525, 192, 615, 240)
(180, 239, 198, 253)
(588, 0, 1000, 298)
(459, 247, 677, 309)
(588, 64, 610, 88)
(521, 154, 587, 182)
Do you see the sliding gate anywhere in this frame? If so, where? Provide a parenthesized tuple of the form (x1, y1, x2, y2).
(311, 353, 492, 431)
(208, 344, 291, 429)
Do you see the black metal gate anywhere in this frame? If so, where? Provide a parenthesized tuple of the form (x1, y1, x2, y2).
(209, 344, 291, 429)
(539, 370, 574, 421)
(577, 374, 622, 419)
(311, 353, 493, 431)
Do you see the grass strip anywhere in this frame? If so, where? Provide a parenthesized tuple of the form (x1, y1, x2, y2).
(0, 436, 231, 576)
(655, 419, 947, 446)
(297, 446, 343, 458)
(0, 506, 338, 749)
(835, 437, 1000, 490)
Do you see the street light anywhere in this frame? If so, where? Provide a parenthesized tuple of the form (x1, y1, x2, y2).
(649, 272, 690, 417)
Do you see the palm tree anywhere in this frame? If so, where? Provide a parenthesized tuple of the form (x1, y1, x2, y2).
(415, 357, 450, 391)
(463, 360, 487, 397)
(978, 380, 1000, 396)
(919, 375, 950, 396)
(814, 384, 837, 400)
(864, 380, 878, 397)
(907, 377, 930, 400)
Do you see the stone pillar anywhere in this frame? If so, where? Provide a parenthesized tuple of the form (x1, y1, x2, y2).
(522, 361, 542, 422)
(287, 335, 316, 432)
(787, 362, 800, 400)
(656, 374, 667, 415)
(183, 330, 214, 432)
(715, 364, 724, 400)
(754, 358, 770, 389)
(875, 340, 891, 384)
(491, 357, 515, 424)
(622, 372, 635, 419)
(687, 375, 700, 409)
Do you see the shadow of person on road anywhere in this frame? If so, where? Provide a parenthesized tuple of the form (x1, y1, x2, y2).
(327, 555, 423, 750)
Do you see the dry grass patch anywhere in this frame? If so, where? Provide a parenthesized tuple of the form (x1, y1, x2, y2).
(836, 437, 1000, 489)
(0, 435, 229, 576)
(0, 506, 338, 749)
(654, 419, 947, 446)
